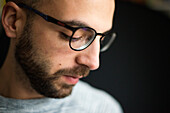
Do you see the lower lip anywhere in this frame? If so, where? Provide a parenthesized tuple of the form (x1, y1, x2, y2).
(63, 75, 79, 85)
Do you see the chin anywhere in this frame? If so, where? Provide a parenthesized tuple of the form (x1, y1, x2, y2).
(30, 78, 74, 99)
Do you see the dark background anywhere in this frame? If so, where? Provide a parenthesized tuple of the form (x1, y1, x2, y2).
(82, 1, 169, 113)
(0, 1, 169, 113)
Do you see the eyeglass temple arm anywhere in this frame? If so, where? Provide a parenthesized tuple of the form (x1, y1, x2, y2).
(17, 3, 74, 31)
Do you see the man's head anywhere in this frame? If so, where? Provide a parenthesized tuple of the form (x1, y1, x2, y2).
(1, 0, 115, 98)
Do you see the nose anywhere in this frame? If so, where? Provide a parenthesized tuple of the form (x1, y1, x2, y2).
(75, 38, 100, 70)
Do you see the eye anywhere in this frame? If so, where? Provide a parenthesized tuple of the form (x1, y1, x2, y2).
(71, 36, 82, 42)
(59, 32, 70, 41)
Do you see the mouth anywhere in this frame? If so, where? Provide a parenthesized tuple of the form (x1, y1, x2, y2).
(62, 75, 83, 85)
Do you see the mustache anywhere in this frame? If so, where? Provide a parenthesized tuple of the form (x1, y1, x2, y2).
(52, 65, 90, 78)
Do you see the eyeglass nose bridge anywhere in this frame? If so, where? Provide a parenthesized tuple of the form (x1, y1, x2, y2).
(96, 33, 105, 41)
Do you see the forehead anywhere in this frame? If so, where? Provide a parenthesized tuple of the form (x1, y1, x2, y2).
(38, 0, 115, 32)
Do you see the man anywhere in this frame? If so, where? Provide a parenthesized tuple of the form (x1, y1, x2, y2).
(0, 0, 123, 112)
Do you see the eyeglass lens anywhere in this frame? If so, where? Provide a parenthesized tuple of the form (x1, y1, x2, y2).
(100, 33, 116, 52)
(70, 27, 116, 52)
(70, 28, 96, 50)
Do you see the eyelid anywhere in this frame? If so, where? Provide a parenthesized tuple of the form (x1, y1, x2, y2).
(61, 32, 69, 37)
(60, 32, 70, 40)
(60, 32, 81, 40)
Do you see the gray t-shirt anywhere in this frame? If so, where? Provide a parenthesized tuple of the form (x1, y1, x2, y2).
(0, 81, 123, 113)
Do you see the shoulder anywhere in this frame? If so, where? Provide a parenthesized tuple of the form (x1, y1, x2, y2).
(71, 81, 123, 113)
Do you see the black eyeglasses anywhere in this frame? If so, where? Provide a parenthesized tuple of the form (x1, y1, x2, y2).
(17, 3, 116, 52)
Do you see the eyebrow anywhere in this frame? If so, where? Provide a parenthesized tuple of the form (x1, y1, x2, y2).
(63, 20, 89, 28)
(62, 20, 112, 35)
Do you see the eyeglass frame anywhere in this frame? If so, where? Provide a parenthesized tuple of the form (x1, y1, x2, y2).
(17, 3, 116, 52)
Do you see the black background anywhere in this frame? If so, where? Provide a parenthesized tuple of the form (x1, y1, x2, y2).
(83, 1, 169, 113)
(0, 1, 169, 113)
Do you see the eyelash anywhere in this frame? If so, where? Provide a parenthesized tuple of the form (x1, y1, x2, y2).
(59, 32, 81, 42)
(59, 32, 70, 41)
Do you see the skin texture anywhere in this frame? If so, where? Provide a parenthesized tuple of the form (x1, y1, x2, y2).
(0, 0, 115, 99)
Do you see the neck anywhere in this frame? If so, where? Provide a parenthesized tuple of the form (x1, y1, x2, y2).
(0, 42, 43, 99)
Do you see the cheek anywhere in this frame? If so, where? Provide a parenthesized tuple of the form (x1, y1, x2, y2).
(37, 36, 72, 59)
(32, 30, 76, 73)
(31, 20, 77, 72)
(32, 27, 70, 55)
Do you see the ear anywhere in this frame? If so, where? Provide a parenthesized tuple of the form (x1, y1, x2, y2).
(1, 2, 25, 38)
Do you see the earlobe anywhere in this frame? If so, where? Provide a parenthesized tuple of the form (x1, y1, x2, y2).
(1, 2, 23, 38)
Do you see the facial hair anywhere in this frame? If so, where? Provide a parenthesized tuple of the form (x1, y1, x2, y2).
(15, 19, 90, 98)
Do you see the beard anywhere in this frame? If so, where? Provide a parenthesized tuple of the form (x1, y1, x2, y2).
(15, 20, 90, 98)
